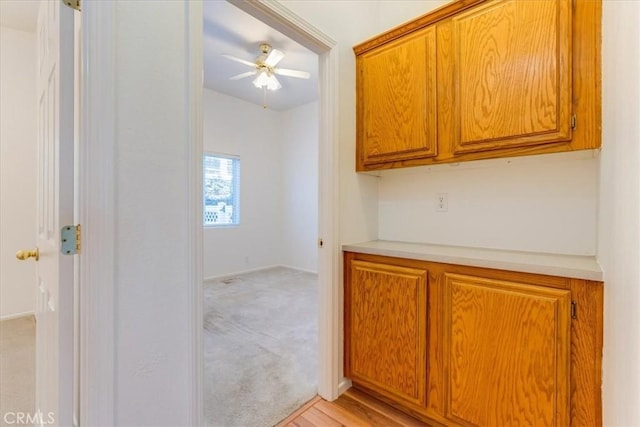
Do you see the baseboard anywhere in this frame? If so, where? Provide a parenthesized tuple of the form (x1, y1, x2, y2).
(278, 265, 318, 275)
(204, 264, 283, 282)
(0, 311, 35, 322)
(204, 264, 319, 282)
(338, 378, 353, 396)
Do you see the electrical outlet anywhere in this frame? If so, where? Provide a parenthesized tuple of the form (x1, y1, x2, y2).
(436, 193, 448, 212)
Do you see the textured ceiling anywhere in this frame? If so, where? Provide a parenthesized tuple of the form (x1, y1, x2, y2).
(203, 0, 318, 112)
(1, 0, 318, 111)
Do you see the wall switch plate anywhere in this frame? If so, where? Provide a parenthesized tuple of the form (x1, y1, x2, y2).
(436, 193, 448, 212)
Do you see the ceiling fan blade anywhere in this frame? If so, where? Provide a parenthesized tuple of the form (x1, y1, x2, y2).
(264, 48, 285, 67)
(274, 68, 311, 79)
(229, 71, 257, 80)
(221, 54, 256, 68)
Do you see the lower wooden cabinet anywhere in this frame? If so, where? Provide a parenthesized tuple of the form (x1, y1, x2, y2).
(443, 273, 570, 426)
(344, 252, 603, 426)
(345, 260, 428, 408)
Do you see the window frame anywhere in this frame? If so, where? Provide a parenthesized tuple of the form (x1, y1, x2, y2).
(203, 152, 240, 228)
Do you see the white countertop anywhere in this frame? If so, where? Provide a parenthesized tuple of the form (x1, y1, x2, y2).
(342, 240, 603, 281)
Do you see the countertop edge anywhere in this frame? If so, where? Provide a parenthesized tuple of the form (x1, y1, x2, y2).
(342, 241, 603, 282)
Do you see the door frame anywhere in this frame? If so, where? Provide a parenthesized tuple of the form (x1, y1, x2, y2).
(78, 1, 116, 425)
(79, 0, 342, 424)
(223, 0, 343, 402)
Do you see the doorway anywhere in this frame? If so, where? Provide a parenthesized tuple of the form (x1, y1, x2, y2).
(201, 1, 320, 425)
(194, 0, 340, 425)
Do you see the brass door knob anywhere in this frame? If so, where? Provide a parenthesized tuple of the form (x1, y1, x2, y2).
(16, 248, 39, 261)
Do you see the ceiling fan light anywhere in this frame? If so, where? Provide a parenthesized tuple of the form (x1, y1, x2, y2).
(253, 71, 281, 91)
(266, 76, 281, 91)
(252, 71, 271, 89)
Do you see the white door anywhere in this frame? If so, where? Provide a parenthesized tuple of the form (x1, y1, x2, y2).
(35, 1, 75, 425)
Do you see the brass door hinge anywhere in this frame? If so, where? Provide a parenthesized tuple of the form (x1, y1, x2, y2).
(571, 301, 577, 319)
(61, 225, 81, 255)
(62, 0, 81, 11)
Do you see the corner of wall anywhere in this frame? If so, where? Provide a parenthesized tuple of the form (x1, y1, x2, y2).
(599, 1, 640, 425)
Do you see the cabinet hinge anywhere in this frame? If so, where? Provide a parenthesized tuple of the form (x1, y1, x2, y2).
(571, 114, 577, 130)
(61, 225, 81, 255)
(318, 238, 324, 248)
(571, 300, 577, 319)
(62, 0, 81, 11)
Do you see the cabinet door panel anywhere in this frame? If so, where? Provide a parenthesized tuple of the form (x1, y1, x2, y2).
(450, 0, 572, 153)
(346, 260, 428, 407)
(358, 26, 437, 167)
(443, 273, 570, 426)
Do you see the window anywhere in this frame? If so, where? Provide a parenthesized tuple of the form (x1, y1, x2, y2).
(204, 154, 240, 226)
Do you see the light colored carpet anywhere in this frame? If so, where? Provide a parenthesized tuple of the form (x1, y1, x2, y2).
(0, 316, 35, 427)
(203, 267, 318, 427)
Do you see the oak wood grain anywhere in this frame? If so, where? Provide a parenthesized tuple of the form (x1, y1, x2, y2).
(443, 273, 571, 426)
(276, 396, 323, 426)
(333, 394, 405, 427)
(354, 0, 601, 172)
(298, 407, 343, 427)
(279, 389, 433, 427)
(314, 399, 372, 427)
(344, 252, 603, 426)
(569, 279, 603, 426)
(449, 0, 573, 153)
(353, 0, 486, 55)
(572, 0, 602, 151)
(344, 388, 430, 427)
(345, 260, 428, 407)
(358, 25, 437, 167)
(426, 268, 444, 419)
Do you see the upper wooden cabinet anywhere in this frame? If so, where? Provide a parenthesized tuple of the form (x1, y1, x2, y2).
(445, 0, 573, 153)
(354, 0, 601, 171)
(358, 26, 437, 166)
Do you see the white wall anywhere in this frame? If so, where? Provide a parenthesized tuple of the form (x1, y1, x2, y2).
(202, 91, 318, 277)
(282, 102, 318, 273)
(0, 26, 37, 320)
(375, 1, 640, 425)
(377, 0, 447, 30)
(113, 2, 191, 424)
(277, 0, 382, 246)
(84, 0, 437, 422)
(378, 151, 598, 255)
(372, 0, 599, 257)
(101, 0, 640, 424)
(599, 1, 640, 425)
(202, 89, 284, 278)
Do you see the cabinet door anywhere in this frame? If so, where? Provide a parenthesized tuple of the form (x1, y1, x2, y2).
(443, 273, 570, 426)
(345, 260, 428, 407)
(357, 25, 437, 168)
(444, 0, 573, 154)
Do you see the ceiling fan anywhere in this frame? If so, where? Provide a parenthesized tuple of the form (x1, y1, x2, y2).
(223, 43, 311, 91)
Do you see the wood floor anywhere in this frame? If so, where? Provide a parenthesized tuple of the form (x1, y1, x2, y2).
(277, 388, 428, 427)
